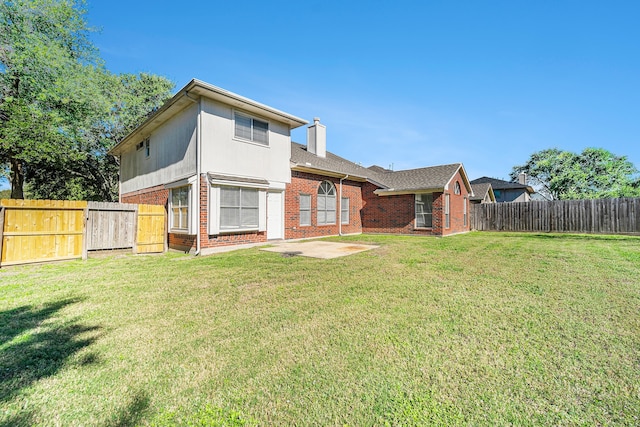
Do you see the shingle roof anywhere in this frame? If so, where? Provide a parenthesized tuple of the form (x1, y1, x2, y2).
(470, 176, 526, 190)
(470, 182, 492, 201)
(290, 142, 467, 193)
(375, 164, 463, 192)
(290, 142, 383, 183)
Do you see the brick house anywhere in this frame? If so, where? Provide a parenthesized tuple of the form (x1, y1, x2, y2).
(109, 79, 474, 254)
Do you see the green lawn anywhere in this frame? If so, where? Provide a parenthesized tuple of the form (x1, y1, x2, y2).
(1, 232, 639, 426)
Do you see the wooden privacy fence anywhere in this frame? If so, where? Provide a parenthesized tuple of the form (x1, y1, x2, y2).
(0, 199, 167, 267)
(471, 198, 640, 234)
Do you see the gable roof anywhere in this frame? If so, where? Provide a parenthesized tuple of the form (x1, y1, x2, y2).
(470, 182, 495, 202)
(373, 164, 469, 195)
(470, 176, 534, 193)
(291, 142, 472, 195)
(109, 79, 308, 156)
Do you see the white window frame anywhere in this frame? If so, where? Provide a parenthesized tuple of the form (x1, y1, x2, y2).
(170, 186, 190, 233)
(317, 181, 336, 225)
(341, 197, 349, 225)
(220, 186, 260, 231)
(415, 193, 433, 228)
(144, 138, 150, 158)
(300, 194, 311, 226)
(445, 194, 450, 228)
(233, 111, 269, 146)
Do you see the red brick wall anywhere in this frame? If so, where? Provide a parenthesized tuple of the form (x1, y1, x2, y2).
(199, 175, 267, 249)
(284, 171, 363, 239)
(121, 175, 267, 252)
(361, 183, 443, 236)
(121, 184, 168, 206)
(361, 168, 471, 236)
(444, 169, 471, 235)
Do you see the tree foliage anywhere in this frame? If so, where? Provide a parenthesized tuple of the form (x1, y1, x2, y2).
(0, 0, 173, 201)
(511, 148, 640, 200)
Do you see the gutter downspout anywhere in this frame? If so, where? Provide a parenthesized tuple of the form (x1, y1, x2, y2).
(339, 174, 349, 236)
(185, 91, 202, 255)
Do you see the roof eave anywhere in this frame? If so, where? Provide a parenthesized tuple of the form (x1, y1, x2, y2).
(374, 187, 444, 196)
(109, 79, 308, 156)
(291, 164, 369, 181)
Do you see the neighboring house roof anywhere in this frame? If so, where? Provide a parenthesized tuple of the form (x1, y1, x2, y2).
(291, 142, 473, 195)
(470, 182, 495, 202)
(470, 176, 534, 194)
(109, 79, 308, 156)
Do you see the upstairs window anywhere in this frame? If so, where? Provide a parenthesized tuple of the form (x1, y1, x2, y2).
(234, 112, 269, 145)
(454, 181, 461, 195)
(415, 193, 433, 228)
(317, 181, 336, 225)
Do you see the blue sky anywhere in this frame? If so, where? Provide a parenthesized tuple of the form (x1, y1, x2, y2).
(82, 1, 638, 181)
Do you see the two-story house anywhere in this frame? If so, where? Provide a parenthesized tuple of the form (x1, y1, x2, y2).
(109, 79, 474, 254)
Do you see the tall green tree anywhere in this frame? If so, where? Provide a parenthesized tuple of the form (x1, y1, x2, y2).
(1, 0, 173, 201)
(0, 0, 104, 198)
(511, 148, 640, 200)
(25, 72, 173, 201)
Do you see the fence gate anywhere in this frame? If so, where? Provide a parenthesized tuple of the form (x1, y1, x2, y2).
(86, 202, 137, 251)
(136, 204, 166, 254)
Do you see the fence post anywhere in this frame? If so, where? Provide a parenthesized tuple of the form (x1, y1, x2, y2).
(0, 206, 4, 268)
(132, 204, 139, 254)
(82, 206, 89, 260)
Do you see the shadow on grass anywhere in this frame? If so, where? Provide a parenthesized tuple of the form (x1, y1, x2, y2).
(0, 298, 101, 405)
(106, 390, 151, 427)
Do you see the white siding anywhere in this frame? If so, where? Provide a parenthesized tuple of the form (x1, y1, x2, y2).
(120, 104, 198, 194)
(199, 98, 291, 188)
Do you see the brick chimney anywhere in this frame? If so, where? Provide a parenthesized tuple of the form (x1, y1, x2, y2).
(307, 117, 326, 158)
(518, 173, 527, 185)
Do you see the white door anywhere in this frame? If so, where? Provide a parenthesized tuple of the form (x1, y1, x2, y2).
(267, 191, 284, 240)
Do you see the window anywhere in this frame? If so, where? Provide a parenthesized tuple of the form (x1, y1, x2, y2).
(300, 194, 311, 226)
(494, 189, 502, 199)
(220, 186, 259, 230)
(445, 194, 450, 228)
(454, 181, 461, 195)
(317, 181, 336, 225)
(341, 197, 349, 225)
(415, 194, 433, 228)
(171, 186, 189, 232)
(234, 112, 269, 145)
(144, 138, 150, 157)
(463, 196, 468, 226)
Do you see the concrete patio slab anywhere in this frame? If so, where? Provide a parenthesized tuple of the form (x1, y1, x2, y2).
(261, 241, 379, 259)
